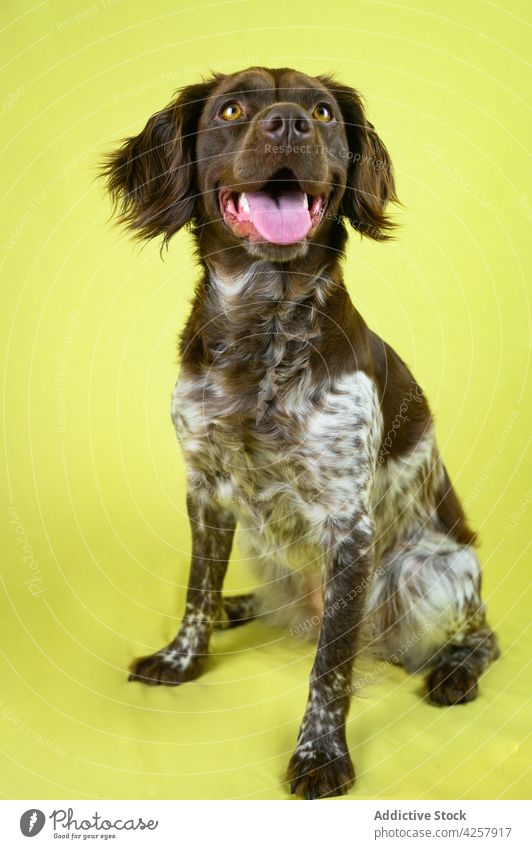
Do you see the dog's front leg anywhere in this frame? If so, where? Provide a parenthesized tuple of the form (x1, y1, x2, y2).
(129, 493, 236, 685)
(287, 515, 373, 798)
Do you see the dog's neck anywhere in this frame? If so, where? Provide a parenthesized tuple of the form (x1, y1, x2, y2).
(200, 257, 338, 368)
(179, 249, 367, 403)
(180, 226, 363, 387)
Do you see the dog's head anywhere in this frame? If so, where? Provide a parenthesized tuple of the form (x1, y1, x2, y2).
(103, 67, 397, 262)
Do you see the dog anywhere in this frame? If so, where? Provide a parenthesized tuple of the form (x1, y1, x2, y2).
(103, 66, 499, 799)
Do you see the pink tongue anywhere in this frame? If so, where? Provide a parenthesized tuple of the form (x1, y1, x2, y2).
(245, 190, 312, 244)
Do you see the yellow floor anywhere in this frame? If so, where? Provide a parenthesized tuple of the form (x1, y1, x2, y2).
(2, 506, 530, 799)
(1, 0, 531, 800)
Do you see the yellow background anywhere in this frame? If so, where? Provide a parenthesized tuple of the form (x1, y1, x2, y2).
(1, 0, 530, 800)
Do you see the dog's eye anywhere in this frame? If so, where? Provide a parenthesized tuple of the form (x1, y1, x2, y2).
(220, 101, 243, 121)
(312, 103, 333, 122)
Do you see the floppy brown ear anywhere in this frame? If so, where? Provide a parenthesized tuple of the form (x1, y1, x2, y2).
(320, 77, 398, 240)
(101, 79, 218, 245)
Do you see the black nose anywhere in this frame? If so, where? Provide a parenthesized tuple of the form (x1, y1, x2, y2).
(261, 104, 311, 145)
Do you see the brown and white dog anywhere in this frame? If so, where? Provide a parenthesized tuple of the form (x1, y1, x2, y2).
(103, 66, 498, 799)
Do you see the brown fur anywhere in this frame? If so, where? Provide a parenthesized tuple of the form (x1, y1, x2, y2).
(103, 67, 496, 799)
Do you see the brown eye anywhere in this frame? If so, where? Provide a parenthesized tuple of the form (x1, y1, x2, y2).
(220, 101, 243, 121)
(312, 103, 333, 122)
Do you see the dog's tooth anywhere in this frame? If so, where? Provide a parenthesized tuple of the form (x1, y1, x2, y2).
(240, 193, 250, 213)
(303, 194, 309, 209)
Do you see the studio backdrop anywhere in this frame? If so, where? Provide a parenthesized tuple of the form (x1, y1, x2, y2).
(1, 0, 530, 800)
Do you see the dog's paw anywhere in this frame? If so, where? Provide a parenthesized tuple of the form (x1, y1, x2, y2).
(427, 664, 479, 706)
(286, 745, 355, 799)
(128, 649, 205, 686)
(216, 593, 257, 629)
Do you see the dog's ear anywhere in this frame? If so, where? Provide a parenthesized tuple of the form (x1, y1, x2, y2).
(320, 77, 398, 240)
(102, 79, 218, 245)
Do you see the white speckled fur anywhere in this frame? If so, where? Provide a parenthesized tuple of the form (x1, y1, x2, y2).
(170, 268, 487, 669)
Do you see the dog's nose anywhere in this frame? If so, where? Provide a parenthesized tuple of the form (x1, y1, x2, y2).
(261, 104, 311, 145)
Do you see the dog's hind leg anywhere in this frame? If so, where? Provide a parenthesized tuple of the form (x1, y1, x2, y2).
(214, 593, 258, 629)
(365, 530, 499, 703)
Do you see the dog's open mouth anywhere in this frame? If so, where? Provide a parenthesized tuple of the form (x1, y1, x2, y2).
(219, 169, 327, 245)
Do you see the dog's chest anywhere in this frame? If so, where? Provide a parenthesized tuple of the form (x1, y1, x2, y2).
(172, 368, 382, 545)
